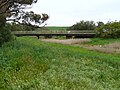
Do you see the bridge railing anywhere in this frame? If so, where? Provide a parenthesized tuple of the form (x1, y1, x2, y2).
(67, 30, 95, 33)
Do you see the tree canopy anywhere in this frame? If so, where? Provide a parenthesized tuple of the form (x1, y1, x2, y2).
(0, 0, 49, 27)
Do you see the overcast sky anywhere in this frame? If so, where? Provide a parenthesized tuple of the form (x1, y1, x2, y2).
(29, 0, 120, 26)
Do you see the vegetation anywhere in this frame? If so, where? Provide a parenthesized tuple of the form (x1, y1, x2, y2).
(0, 1, 120, 90)
(83, 38, 120, 45)
(5, 23, 37, 31)
(0, 25, 13, 46)
(80, 38, 120, 54)
(0, 0, 49, 46)
(0, 37, 120, 89)
(0, 0, 49, 27)
(67, 20, 120, 38)
(96, 21, 120, 38)
(67, 20, 96, 30)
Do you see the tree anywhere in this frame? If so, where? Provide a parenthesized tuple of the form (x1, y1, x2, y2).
(0, 0, 49, 27)
(67, 20, 96, 30)
(96, 21, 120, 38)
(0, 0, 49, 46)
(97, 21, 104, 28)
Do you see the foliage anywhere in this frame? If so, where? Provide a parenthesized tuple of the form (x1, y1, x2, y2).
(97, 21, 104, 28)
(0, 37, 120, 89)
(17, 12, 49, 27)
(6, 23, 37, 31)
(0, 0, 49, 45)
(96, 21, 120, 38)
(0, 0, 49, 27)
(0, 26, 13, 46)
(67, 20, 96, 30)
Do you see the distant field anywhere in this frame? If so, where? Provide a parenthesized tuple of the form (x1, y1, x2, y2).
(46, 26, 69, 30)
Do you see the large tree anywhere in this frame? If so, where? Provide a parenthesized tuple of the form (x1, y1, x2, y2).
(0, 0, 49, 27)
(0, 0, 49, 46)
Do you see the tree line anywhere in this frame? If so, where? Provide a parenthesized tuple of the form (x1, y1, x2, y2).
(67, 20, 120, 38)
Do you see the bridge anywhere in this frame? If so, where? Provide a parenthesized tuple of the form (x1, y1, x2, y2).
(12, 30, 96, 39)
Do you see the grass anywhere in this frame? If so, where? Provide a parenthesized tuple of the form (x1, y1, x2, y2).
(83, 38, 120, 45)
(80, 38, 120, 54)
(0, 37, 120, 90)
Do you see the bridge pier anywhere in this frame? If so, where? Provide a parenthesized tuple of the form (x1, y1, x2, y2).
(37, 36, 40, 39)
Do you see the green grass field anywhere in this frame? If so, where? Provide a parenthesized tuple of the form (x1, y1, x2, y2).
(0, 37, 120, 90)
(46, 26, 68, 30)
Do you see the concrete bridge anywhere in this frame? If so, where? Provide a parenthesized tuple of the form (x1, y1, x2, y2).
(12, 30, 96, 39)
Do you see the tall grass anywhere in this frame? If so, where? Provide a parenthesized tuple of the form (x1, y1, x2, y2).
(0, 37, 120, 90)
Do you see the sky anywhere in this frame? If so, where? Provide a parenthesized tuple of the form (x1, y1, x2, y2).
(29, 0, 120, 26)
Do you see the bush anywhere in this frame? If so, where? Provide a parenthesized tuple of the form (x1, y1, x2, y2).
(96, 21, 120, 38)
(67, 20, 96, 30)
(0, 26, 13, 46)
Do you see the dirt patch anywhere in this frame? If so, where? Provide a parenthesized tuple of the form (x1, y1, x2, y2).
(41, 39, 91, 45)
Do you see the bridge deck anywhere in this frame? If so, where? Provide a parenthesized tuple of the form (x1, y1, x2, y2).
(12, 31, 96, 39)
(14, 33, 95, 38)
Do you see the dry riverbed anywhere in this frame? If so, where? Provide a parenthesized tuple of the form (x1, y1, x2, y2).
(83, 42, 120, 54)
(41, 39, 120, 54)
(41, 39, 91, 45)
